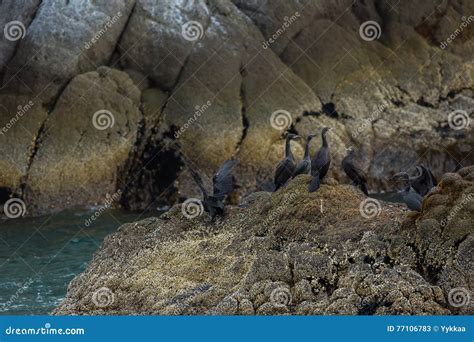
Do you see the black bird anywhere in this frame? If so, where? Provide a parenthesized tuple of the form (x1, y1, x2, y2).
(413, 164, 437, 196)
(274, 133, 300, 190)
(342, 146, 368, 195)
(188, 160, 236, 219)
(392, 173, 423, 211)
(402, 187, 423, 211)
(394, 164, 437, 197)
(293, 133, 317, 178)
(308, 127, 332, 192)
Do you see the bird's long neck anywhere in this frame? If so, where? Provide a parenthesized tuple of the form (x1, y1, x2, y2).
(285, 137, 293, 158)
(321, 133, 328, 147)
(303, 138, 312, 159)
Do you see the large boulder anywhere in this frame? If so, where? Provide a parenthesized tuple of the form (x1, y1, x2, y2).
(23, 67, 141, 214)
(0, 0, 472, 215)
(54, 166, 473, 315)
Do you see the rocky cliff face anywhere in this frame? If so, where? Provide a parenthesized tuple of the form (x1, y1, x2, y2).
(54, 166, 473, 315)
(0, 0, 473, 215)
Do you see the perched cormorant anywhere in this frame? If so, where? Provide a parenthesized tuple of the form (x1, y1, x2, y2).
(402, 187, 423, 211)
(274, 133, 300, 190)
(188, 160, 236, 219)
(392, 173, 423, 211)
(293, 134, 317, 178)
(308, 127, 332, 192)
(341, 146, 368, 196)
(393, 164, 437, 197)
(413, 164, 437, 196)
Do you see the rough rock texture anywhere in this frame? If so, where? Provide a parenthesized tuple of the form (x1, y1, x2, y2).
(0, 0, 473, 215)
(55, 166, 473, 315)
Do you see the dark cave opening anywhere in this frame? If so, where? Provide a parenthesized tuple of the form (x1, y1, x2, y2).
(120, 128, 184, 212)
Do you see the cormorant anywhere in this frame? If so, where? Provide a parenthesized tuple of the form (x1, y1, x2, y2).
(274, 133, 300, 190)
(293, 134, 317, 178)
(402, 187, 423, 211)
(341, 146, 368, 195)
(393, 164, 437, 197)
(413, 164, 437, 196)
(188, 160, 236, 219)
(308, 127, 332, 192)
(392, 173, 423, 211)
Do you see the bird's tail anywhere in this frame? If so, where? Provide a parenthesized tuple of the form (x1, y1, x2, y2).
(359, 182, 369, 196)
(308, 174, 320, 192)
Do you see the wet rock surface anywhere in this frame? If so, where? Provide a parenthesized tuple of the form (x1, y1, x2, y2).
(0, 0, 473, 215)
(55, 166, 473, 315)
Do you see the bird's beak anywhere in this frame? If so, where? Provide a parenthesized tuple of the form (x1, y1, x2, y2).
(345, 146, 353, 151)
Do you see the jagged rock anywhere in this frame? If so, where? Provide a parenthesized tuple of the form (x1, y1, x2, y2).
(54, 166, 473, 315)
(0, 0, 473, 215)
(23, 67, 141, 214)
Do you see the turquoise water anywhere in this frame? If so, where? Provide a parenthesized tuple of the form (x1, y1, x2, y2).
(0, 209, 158, 315)
(0, 193, 401, 316)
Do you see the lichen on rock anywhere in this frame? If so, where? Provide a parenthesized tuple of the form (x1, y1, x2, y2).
(54, 166, 473, 315)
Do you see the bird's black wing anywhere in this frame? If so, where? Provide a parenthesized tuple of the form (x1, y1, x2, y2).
(427, 168, 437, 186)
(212, 160, 236, 199)
(274, 158, 296, 189)
(188, 167, 208, 198)
(293, 160, 310, 178)
(308, 172, 321, 192)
